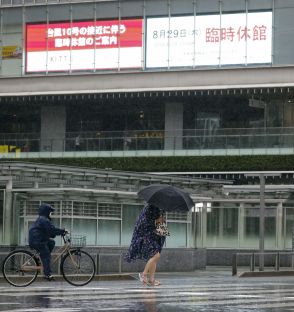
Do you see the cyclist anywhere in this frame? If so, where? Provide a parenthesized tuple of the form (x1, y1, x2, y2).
(29, 203, 68, 281)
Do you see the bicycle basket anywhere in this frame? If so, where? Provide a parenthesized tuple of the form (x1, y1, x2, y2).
(69, 235, 86, 247)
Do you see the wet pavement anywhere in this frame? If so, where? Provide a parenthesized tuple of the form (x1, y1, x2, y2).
(1, 269, 294, 311)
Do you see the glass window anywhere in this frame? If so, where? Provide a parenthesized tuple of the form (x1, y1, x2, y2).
(120, 0, 144, 17)
(196, 0, 220, 14)
(273, 3, 294, 65)
(241, 205, 259, 248)
(60, 218, 71, 246)
(284, 206, 294, 249)
(98, 219, 120, 246)
(96, 1, 118, 20)
(73, 219, 97, 246)
(239, 203, 277, 249)
(170, 0, 194, 15)
(166, 222, 187, 247)
(48, 4, 70, 22)
(145, 0, 168, 16)
(265, 206, 276, 249)
(1, 8, 23, 76)
(247, 0, 272, 11)
(19, 218, 25, 245)
(206, 203, 239, 248)
(222, 0, 246, 12)
(121, 204, 141, 246)
(0, 190, 3, 243)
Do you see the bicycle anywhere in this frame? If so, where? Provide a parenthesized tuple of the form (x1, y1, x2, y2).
(2, 234, 96, 287)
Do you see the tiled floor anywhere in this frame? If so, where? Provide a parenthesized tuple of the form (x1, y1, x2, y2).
(1, 270, 294, 311)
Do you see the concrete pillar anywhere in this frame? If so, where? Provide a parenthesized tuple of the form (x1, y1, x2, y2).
(276, 202, 283, 249)
(40, 105, 66, 152)
(238, 203, 245, 248)
(164, 102, 183, 150)
(259, 173, 265, 271)
(201, 203, 207, 248)
(3, 179, 13, 245)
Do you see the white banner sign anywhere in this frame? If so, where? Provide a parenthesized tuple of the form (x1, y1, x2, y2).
(146, 12, 272, 68)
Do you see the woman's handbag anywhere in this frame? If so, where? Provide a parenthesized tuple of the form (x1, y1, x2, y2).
(154, 222, 170, 236)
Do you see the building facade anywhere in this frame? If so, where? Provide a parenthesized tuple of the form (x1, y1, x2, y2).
(0, 0, 294, 158)
(1, 0, 294, 268)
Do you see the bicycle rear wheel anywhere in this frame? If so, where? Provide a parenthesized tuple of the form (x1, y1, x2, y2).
(2, 250, 39, 287)
(61, 249, 95, 286)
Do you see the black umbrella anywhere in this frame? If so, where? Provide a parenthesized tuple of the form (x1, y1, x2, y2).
(138, 184, 194, 212)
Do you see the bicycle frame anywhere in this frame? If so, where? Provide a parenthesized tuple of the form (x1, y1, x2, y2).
(2, 234, 95, 287)
(22, 237, 80, 272)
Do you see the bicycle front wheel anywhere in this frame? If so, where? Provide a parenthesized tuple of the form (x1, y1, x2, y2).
(2, 250, 39, 287)
(61, 249, 95, 286)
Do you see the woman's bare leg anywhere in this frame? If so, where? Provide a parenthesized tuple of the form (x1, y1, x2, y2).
(142, 252, 161, 282)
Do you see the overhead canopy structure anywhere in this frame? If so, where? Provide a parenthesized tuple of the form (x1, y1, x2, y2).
(0, 161, 230, 203)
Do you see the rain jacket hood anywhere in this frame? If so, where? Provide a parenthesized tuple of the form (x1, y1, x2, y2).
(38, 203, 54, 218)
(29, 204, 64, 245)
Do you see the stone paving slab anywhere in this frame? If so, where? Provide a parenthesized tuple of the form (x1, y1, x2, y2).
(0, 269, 294, 311)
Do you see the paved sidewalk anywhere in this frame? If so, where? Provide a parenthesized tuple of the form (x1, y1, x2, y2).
(1, 268, 294, 311)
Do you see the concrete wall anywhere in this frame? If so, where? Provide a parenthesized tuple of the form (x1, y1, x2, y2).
(2, 67, 294, 97)
(0, 246, 206, 275)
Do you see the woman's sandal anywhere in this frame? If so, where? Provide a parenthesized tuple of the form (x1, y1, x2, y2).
(149, 279, 161, 286)
(138, 273, 148, 284)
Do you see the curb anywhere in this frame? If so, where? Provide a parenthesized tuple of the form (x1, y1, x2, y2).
(0, 273, 135, 283)
(239, 271, 294, 277)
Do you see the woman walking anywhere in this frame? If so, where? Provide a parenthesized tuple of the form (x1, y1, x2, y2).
(125, 203, 166, 286)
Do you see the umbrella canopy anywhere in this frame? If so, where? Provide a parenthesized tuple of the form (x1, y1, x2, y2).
(138, 184, 194, 212)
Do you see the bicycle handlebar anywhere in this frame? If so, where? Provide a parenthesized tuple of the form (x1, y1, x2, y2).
(62, 233, 71, 244)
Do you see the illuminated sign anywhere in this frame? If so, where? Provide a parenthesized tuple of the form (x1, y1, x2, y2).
(146, 12, 272, 68)
(1, 45, 22, 59)
(26, 19, 143, 72)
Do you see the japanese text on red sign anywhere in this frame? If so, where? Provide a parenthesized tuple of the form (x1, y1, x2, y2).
(47, 24, 127, 48)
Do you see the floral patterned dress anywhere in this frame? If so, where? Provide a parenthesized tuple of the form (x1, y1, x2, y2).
(125, 204, 166, 262)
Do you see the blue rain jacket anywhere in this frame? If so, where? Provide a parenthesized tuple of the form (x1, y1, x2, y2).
(29, 203, 65, 245)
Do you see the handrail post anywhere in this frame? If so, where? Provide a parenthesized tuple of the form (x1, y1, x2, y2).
(232, 253, 237, 276)
(275, 252, 280, 271)
(250, 253, 255, 272)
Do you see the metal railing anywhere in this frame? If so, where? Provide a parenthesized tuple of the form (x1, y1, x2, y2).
(232, 251, 294, 276)
(0, 127, 294, 155)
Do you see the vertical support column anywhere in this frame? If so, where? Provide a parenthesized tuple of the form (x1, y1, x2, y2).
(201, 203, 207, 248)
(219, 207, 224, 242)
(40, 105, 66, 152)
(164, 102, 183, 150)
(3, 179, 12, 245)
(276, 202, 283, 249)
(259, 173, 265, 271)
(238, 203, 245, 248)
(191, 208, 197, 248)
